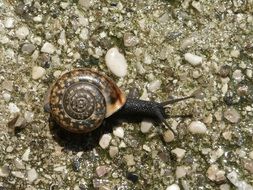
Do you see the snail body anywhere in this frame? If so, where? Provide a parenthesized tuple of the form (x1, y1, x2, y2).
(45, 69, 197, 133)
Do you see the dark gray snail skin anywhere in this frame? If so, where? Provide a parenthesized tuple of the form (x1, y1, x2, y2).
(45, 69, 197, 134)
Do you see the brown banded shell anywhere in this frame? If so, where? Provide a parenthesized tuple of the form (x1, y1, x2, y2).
(48, 69, 126, 133)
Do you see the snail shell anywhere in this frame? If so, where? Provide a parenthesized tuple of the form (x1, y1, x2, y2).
(48, 69, 126, 133)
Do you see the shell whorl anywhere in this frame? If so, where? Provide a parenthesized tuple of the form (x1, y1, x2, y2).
(49, 69, 126, 133)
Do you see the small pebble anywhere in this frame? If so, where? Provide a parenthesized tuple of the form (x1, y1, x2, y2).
(126, 172, 139, 183)
(142, 144, 151, 152)
(163, 129, 175, 143)
(22, 147, 30, 161)
(141, 120, 153, 133)
(6, 146, 13, 153)
(99, 134, 112, 149)
(219, 184, 230, 190)
(243, 160, 253, 174)
(124, 154, 135, 166)
(14, 158, 25, 169)
(8, 103, 20, 113)
(230, 49, 240, 58)
(96, 166, 109, 177)
(4, 17, 15, 28)
(148, 80, 161, 92)
(224, 108, 240, 123)
(207, 164, 226, 182)
(166, 184, 180, 190)
(123, 33, 139, 47)
(210, 148, 224, 163)
(113, 127, 124, 139)
(188, 121, 207, 134)
(3, 92, 11, 102)
(0, 164, 10, 177)
(21, 43, 36, 54)
(16, 26, 29, 39)
(54, 165, 67, 172)
(109, 146, 119, 158)
(171, 148, 186, 162)
(227, 171, 253, 190)
(184, 53, 203, 66)
(11, 171, 25, 179)
(41, 42, 55, 54)
(176, 166, 187, 178)
(232, 70, 243, 82)
(24, 111, 34, 123)
(2, 80, 13, 91)
(144, 53, 152, 64)
(78, 0, 91, 9)
(79, 28, 89, 40)
(105, 47, 127, 77)
(32, 66, 46, 80)
(27, 168, 38, 183)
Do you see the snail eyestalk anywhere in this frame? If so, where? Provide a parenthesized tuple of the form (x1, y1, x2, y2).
(161, 89, 204, 107)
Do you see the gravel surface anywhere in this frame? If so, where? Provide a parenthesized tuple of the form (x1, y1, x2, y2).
(0, 0, 253, 189)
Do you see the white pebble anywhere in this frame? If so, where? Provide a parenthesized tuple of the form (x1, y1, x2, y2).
(227, 171, 253, 190)
(188, 121, 207, 134)
(144, 53, 152, 64)
(41, 42, 55, 54)
(11, 171, 25, 179)
(230, 49, 240, 58)
(32, 66, 46, 80)
(148, 80, 161, 92)
(105, 47, 127, 77)
(33, 15, 43, 22)
(14, 158, 25, 169)
(176, 166, 187, 178)
(171, 148, 186, 162)
(8, 103, 20, 113)
(232, 70, 243, 82)
(99, 134, 112, 149)
(27, 168, 38, 183)
(143, 144, 151, 152)
(4, 17, 15, 29)
(3, 92, 11, 102)
(113, 127, 124, 139)
(22, 147, 30, 161)
(79, 28, 89, 40)
(24, 111, 34, 123)
(141, 120, 153, 133)
(16, 26, 29, 39)
(224, 108, 240, 123)
(184, 53, 203, 66)
(166, 184, 180, 190)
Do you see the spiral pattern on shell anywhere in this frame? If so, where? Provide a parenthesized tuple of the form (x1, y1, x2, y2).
(49, 69, 126, 133)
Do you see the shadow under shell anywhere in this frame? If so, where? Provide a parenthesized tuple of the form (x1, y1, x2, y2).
(48, 116, 115, 152)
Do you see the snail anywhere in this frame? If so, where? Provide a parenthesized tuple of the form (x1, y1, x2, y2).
(44, 68, 201, 134)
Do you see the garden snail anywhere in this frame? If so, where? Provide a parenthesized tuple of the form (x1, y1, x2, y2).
(45, 68, 200, 134)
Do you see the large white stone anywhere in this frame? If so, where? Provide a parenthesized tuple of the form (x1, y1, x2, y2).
(105, 47, 127, 77)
